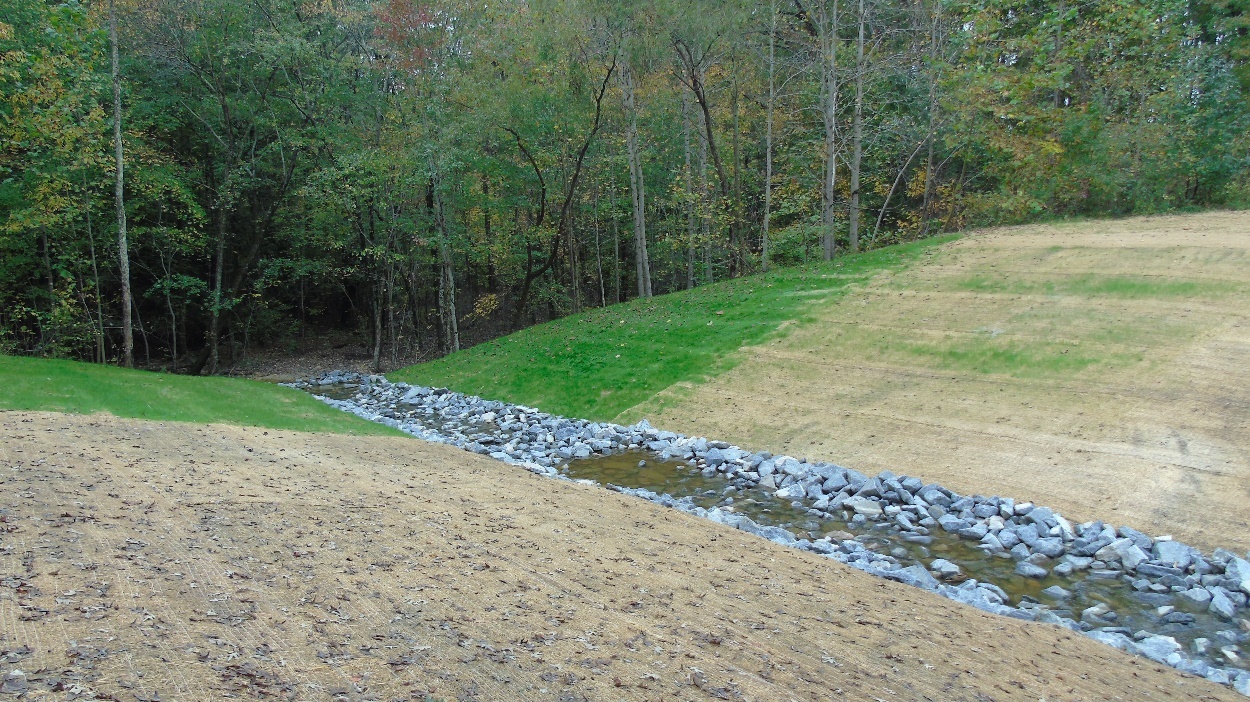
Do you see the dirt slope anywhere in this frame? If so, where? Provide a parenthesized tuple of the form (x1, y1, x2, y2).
(0, 411, 1237, 701)
(641, 211, 1250, 554)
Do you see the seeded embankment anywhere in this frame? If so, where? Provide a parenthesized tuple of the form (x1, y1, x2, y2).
(0, 411, 1240, 701)
(0, 354, 400, 436)
(638, 211, 1250, 553)
(390, 236, 956, 421)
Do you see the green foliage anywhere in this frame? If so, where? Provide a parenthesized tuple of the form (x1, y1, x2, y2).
(0, 354, 402, 434)
(391, 236, 956, 420)
(0, 0, 1245, 373)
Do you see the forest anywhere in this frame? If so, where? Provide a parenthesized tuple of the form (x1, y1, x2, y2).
(2, 0, 1247, 372)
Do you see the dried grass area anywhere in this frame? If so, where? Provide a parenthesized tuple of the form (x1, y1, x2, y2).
(0, 412, 1237, 700)
(643, 211, 1250, 554)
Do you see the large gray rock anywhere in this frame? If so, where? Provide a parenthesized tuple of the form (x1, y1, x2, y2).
(919, 488, 951, 508)
(843, 496, 883, 518)
(1096, 538, 1149, 570)
(1224, 556, 1250, 596)
(854, 477, 883, 498)
(1233, 671, 1250, 697)
(774, 483, 806, 500)
(884, 565, 939, 591)
(930, 559, 962, 578)
(1041, 585, 1071, 599)
(1015, 561, 1048, 579)
(1179, 588, 1213, 606)
(1209, 590, 1237, 621)
(1153, 540, 1194, 571)
(1085, 630, 1136, 654)
(1015, 523, 1041, 547)
(1033, 537, 1066, 558)
(1133, 635, 1181, 665)
(1070, 535, 1113, 557)
(822, 474, 848, 493)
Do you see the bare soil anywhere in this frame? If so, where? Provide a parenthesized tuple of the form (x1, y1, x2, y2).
(641, 211, 1250, 554)
(1, 411, 1239, 701)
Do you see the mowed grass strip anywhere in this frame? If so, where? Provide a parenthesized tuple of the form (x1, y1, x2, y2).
(391, 235, 958, 421)
(950, 272, 1242, 298)
(0, 355, 402, 435)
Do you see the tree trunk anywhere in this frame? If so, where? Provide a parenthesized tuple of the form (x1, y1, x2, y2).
(620, 58, 652, 299)
(730, 49, 741, 277)
(207, 206, 226, 375)
(568, 205, 581, 312)
(612, 214, 621, 304)
(110, 0, 133, 368)
(372, 279, 383, 372)
(683, 93, 697, 288)
(921, 3, 940, 233)
(432, 174, 460, 355)
(699, 106, 712, 284)
(847, 0, 865, 253)
(83, 175, 105, 363)
(763, 2, 778, 272)
(819, 0, 841, 260)
(874, 139, 926, 240)
(594, 187, 606, 306)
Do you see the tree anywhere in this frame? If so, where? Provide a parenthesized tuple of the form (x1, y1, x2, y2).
(109, 0, 133, 367)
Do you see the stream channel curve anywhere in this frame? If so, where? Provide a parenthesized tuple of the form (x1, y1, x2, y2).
(286, 371, 1250, 696)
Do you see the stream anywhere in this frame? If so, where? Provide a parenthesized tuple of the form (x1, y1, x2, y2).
(288, 372, 1250, 694)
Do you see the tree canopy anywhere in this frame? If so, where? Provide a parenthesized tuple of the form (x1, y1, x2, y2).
(2, 0, 1246, 370)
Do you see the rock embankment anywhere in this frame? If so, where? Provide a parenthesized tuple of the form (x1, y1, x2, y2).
(290, 371, 1250, 696)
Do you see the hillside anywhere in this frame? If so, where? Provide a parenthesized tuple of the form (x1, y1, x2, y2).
(0, 355, 399, 436)
(0, 411, 1238, 701)
(637, 211, 1250, 553)
(391, 236, 955, 420)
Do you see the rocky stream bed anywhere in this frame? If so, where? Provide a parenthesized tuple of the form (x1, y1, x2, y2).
(286, 371, 1250, 696)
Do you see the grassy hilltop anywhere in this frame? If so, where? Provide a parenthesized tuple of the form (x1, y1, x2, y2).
(391, 235, 957, 421)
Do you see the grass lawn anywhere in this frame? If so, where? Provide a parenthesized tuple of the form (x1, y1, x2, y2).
(0, 355, 402, 435)
(391, 235, 958, 421)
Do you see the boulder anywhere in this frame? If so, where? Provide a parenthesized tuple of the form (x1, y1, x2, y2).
(1015, 561, 1048, 579)
(1041, 585, 1071, 599)
(1095, 538, 1149, 570)
(843, 496, 883, 518)
(1210, 590, 1237, 621)
(1179, 588, 1213, 606)
(1033, 537, 1067, 559)
(884, 564, 940, 591)
(1153, 540, 1194, 571)
(1133, 635, 1181, 665)
(1233, 671, 1250, 697)
(1224, 556, 1250, 596)
(774, 484, 806, 500)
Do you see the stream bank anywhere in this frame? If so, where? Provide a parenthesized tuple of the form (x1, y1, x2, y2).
(287, 371, 1250, 696)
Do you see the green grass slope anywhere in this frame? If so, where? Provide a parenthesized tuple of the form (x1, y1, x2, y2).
(0, 355, 401, 435)
(391, 235, 958, 421)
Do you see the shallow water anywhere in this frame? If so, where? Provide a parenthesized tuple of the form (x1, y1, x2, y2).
(563, 451, 1246, 670)
(295, 380, 1247, 675)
